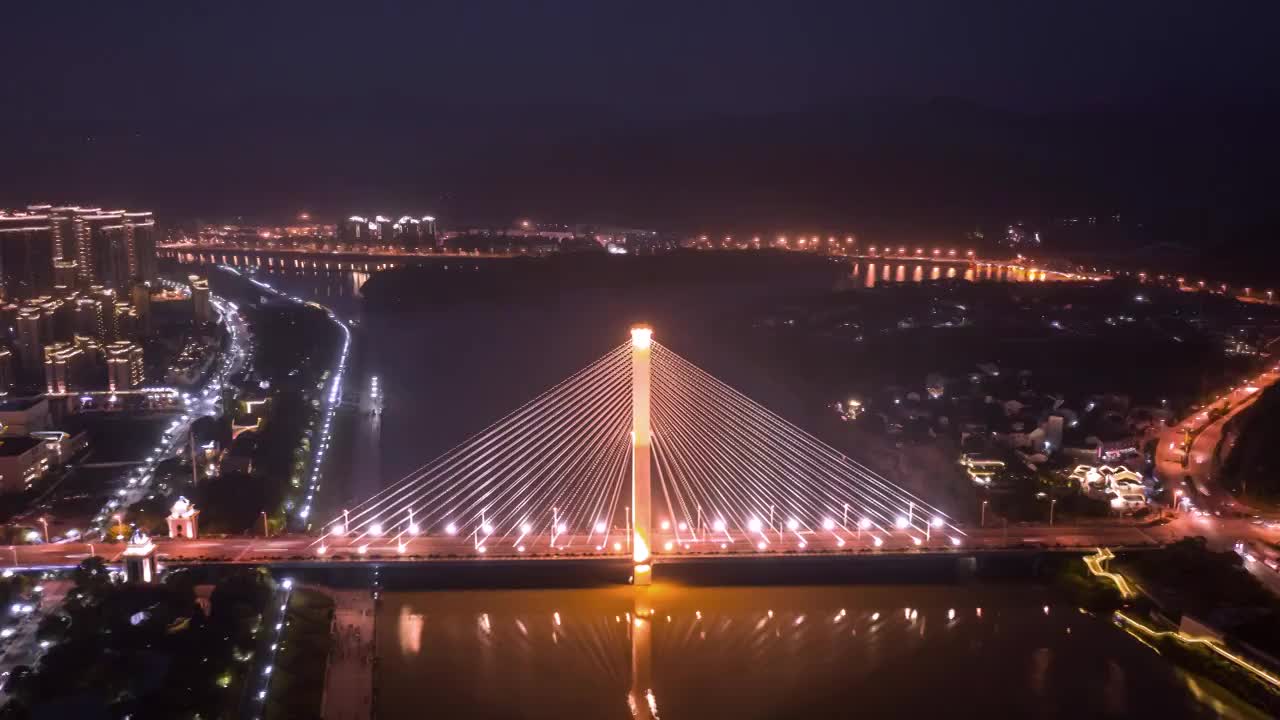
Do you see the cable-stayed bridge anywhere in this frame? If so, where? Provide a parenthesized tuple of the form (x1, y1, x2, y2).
(313, 326, 963, 583)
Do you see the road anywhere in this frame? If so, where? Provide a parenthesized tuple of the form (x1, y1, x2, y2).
(84, 287, 253, 538)
(5, 516, 1278, 568)
(1155, 361, 1280, 513)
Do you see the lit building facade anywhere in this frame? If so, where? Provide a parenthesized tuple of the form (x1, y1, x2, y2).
(43, 340, 93, 394)
(189, 275, 212, 322)
(106, 340, 145, 391)
(2, 205, 156, 292)
(0, 212, 56, 300)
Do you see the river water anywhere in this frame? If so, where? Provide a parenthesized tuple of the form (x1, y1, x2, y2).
(164, 252, 1253, 719)
(376, 582, 1245, 719)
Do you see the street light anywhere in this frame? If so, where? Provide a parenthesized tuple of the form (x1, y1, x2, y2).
(39, 518, 48, 544)
(981, 500, 988, 528)
(1049, 498, 1057, 527)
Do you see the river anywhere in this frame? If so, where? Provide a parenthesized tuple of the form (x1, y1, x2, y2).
(164, 251, 1256, 719)
(375, 582, 1249, 719)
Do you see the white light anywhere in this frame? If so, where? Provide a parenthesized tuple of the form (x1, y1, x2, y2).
(520, 523, 532, 535)
(481, 523, 493, 535)
(858, 518, 872, 530)
(912, 537, 922, 546)
(757, 540, 767, 551)
(786, 518, 799, 531)
(408, 523, 420, 535)
(317, 546, 328, 556)
(613, 542, 622, 551)
(663, 541, 673, 551)
(712, 519, 726, 532)
(369, 523, 383, 537)
(950, 537, 962, 547)
(330, 524, 344, 536)
(556, 523, 567, 534)
(281, 578, 293, 590)
(930, 517, 944, 529)
(822, 518, 835, 531)
(660, 520, 670, 530)
(357, 545, 368, 555)
(594, 521, 606, 533)
(747, 517, 763, 533)
(873, 536, 884, 547)
(445, 522, 458, 536)
(477, 545, 487, 554)
(894, 516, 909, 530)
(677, 521, 688, 532)
(517, 545, 525, 553)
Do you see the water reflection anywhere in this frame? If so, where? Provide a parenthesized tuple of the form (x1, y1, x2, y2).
(851, 261, 1048, 288)
(377, 584, 1235, 719)
(160, 250, 392, 300)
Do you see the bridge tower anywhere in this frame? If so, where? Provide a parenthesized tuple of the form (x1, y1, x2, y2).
(630, 325, 653, 585)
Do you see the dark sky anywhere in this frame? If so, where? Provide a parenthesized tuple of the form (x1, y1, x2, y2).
(3, 1, 1279, 232)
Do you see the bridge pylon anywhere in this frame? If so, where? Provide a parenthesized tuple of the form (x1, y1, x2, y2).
(630, 325, 653, 585)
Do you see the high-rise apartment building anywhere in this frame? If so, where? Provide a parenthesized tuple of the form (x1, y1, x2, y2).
(105, 340, 145, 391)
(189, 275, 212, 322)
(0, 212, 56, 299)
(43, 341, 93, 394)
(2, 205, 156, 291)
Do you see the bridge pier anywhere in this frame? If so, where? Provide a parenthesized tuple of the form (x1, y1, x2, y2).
(631, 326, 653, 585)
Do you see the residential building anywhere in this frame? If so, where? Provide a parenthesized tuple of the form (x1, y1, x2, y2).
(0, 436, 50, 494)
(0, 397, 51, 435)
(106, 340, 145, 391)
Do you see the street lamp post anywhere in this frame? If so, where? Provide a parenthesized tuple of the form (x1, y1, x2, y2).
(1049, 498, 1057, 527)
(39, 518, 48, 544)
(981, 500, 988, 528)
(261, 511, 269, 538)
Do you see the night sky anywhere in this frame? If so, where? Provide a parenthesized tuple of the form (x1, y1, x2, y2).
(3, 2, 1279, 235)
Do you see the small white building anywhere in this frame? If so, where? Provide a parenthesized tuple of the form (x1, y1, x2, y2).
(122, 530, 160, 583)
(166, 496, 200, 539)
